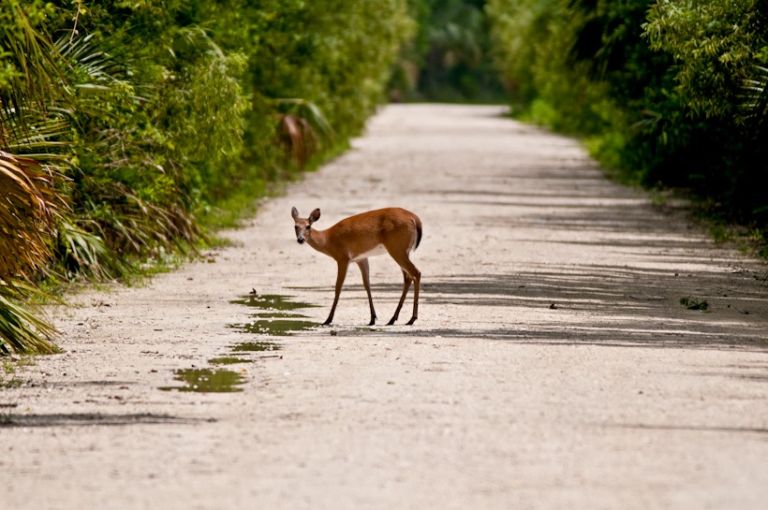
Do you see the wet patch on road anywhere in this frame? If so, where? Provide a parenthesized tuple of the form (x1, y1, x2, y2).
(231, 341, 282, 352)
(209, 356, 253, 365)
(253, 311, 308, 319)
(159, 368, 245, 393)
(159, 293, 315, 393)
(231, 319, 315, 336)
(229, 292, 318, 337)
(230, 293, 317, 312)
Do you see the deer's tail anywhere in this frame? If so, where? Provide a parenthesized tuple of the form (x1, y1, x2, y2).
(414, 217, 422, 251)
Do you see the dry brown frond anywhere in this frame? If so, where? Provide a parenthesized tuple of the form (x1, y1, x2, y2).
(0, 150, 61, 280)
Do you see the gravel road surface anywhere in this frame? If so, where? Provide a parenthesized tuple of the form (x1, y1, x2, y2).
(3, 104, 768, 509)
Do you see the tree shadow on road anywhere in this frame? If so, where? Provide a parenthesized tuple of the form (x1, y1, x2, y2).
(0, 412, 209, 428)
(316, 260, 768, 353)
(601, 423, 768, 435)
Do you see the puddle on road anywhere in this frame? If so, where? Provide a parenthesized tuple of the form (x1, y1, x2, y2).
(158, 293, 317, 393)
(253, 311, 308, 319)
(209, 356, 253, 365)
(231, 341, 282, 352)
(232, 319, 316, 336)
(159, 368, 244, 393)
(159, 294, 314, 393)
(231, 294, 317, 311)
(230, 293, 317, 337)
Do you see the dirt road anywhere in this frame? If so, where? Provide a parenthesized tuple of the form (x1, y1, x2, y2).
(3, 104, 768, 509)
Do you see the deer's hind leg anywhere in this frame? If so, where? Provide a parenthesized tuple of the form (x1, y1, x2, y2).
(402, 259, 421, 325)
(387, 270, 412, 326)
(386, 247, 421, 326)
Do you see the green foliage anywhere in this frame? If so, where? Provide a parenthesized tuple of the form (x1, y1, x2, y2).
(161, 27, 249, 202)
(639, 0, 767, 222)
(0, 0, 61, 121)
(645, 0, 760, 119)
(487, 0, 768, 235)
(487, 0, 618, 132)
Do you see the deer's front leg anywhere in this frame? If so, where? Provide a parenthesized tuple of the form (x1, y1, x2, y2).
(357, 259, 377, 326)
(323, 259, 348, 326)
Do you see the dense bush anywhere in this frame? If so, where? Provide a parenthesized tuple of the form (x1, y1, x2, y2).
(0, 0, 411, 353)
(643, 0, 768, 217)
(488, 0, 768, 229)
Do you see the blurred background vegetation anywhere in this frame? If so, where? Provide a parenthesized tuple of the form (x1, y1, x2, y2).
(2, 0, 766, 353)
(389, 0, 504, 102)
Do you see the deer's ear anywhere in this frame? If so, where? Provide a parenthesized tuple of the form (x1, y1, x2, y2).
(291, 207, 300, 219)
(309, 208, 321, 223)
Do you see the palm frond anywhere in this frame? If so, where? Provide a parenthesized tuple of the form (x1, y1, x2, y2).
(79, 181, 198, 257)
(0, 280, 58, 355)
(0, 150, 61, 281)
(55, 219, 121, 279)
(3, 118, 70, 154)
(741, 64, 768, 141)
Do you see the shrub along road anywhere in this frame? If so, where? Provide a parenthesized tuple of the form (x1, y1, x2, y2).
(3, 104, 768, 509)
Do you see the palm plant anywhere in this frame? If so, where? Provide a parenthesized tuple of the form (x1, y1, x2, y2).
(0, 2, 70, 354)
(0, 151, 61, 354)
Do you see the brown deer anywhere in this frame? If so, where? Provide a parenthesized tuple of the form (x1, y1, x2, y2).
(291, 207, 422, 326)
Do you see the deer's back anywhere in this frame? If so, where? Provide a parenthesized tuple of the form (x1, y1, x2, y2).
(327, 208, 420, 258)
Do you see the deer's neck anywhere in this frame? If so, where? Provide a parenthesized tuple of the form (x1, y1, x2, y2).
(307, 228, 330, 256)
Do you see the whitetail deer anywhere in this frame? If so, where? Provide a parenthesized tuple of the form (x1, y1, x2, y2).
(291, 207, 422, 326)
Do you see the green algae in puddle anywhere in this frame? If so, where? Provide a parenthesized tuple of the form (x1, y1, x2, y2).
(209, 356, 253, 365)
(233, 319, 316, 336)
(231, 294, 317, 311)
(231, 341, 282, 352)
(159, 368, 244, 393)
(254, 311, 308, 319)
